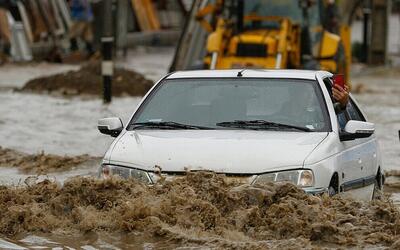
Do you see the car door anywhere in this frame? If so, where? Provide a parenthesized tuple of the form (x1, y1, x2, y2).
(321, 77, 367, 191)
(346, 98, 378, 184)
(336, 109, 368, 191)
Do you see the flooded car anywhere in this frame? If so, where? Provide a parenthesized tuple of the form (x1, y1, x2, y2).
(98, 69, 383, 200)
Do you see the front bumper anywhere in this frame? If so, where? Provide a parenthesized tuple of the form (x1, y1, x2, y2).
(100, 164, 329, 195)
(303, 187, 328, 195)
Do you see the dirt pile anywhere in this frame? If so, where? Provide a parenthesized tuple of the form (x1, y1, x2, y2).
(0, 147, 99, 174)
(0, 172, 399, 248)
(21, 61, 154, 97)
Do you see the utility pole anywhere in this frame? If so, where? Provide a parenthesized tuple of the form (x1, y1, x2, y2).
(102, 0, 114, 103)
(116, 0, 128, 57)
(362, 0, 371, 63)
(369, 0, 389, 65)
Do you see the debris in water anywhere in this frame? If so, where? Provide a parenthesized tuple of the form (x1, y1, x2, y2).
(20, 61, 154, 97)
(0, 147, 99, 174)
(386, 170, 400, 177)
(352, 83, 369, 94)
(385, 170, 400, 192)
(0, 172, 399, 249)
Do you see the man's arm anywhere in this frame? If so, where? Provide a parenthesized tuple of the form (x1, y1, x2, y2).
(332, 84, 349, 109)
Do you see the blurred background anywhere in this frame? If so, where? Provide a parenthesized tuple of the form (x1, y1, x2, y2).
(0, 0, 398, 66)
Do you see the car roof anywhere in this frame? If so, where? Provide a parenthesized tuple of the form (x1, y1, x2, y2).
(167, 69, 332, 80)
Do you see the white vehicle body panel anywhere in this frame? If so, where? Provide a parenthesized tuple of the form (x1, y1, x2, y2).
(101, 69, 382, 201)
(167, 69, 320, 80)
(109, 130, 328, 174)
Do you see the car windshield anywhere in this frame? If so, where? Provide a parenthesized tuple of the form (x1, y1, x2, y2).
(243, 0, 321, 27)
(129, 78, 330, 132)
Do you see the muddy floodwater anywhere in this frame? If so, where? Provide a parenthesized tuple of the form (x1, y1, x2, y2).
(0, 172, 400, 249)
(0, 48, 399, 249)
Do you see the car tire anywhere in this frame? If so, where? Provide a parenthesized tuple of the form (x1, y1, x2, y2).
(372, 179, 383, 200)
(328, 186, 337, 196)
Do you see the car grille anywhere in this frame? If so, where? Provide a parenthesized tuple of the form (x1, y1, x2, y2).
(236, 43, 267, 57)
(111, 167, 131, 179)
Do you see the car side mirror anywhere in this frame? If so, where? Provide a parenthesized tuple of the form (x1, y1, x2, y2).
(340, 120, 375, 141)
(98, 117, 123, 137)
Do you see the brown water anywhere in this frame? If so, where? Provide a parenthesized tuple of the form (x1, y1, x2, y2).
(0, 147, 99, 174)
(0, 172, 400, 249)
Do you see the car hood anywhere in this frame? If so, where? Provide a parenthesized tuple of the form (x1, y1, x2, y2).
(108, 130, 328, 174)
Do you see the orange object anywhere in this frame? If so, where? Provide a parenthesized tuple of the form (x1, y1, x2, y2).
(131, 0, 160, 31)
(0, 8, 11, 43)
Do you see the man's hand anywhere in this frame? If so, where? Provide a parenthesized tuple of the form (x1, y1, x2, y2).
(332, 84, 349, 108)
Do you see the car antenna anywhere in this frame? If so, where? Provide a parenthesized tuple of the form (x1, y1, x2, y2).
(237, 69, 246, 77)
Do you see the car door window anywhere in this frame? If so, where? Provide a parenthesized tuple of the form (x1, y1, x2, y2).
(337, 111, 348, 130)
(347, 99, 366, 122)
(322, 77, 334, 102)
(322, 77, 349, 130)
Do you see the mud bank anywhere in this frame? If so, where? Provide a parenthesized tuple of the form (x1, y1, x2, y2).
(20, 61, 154, 97)
(0, 147, 99, 174)
(0, 172, 399, 249)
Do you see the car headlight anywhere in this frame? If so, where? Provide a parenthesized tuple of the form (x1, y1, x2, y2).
(100, 165, 153, 184)
(253, 170, 314, 187)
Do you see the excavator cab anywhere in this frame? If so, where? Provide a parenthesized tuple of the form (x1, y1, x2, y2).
(170, 0, 350, 81)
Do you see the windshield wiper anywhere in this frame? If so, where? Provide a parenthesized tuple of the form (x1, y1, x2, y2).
(216, 120, 312, 132)
(130, 121, 213, 130)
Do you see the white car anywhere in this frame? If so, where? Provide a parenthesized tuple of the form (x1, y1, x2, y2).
(98, 70, 383, 200)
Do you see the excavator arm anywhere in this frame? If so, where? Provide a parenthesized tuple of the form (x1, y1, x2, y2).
(170, 0, 351, 82)
(195, 0, 223, 33)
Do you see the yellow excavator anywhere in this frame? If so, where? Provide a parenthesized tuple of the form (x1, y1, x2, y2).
(170, 0, 351, 81)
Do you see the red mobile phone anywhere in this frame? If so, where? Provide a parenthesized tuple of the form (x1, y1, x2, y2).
(332, 74, 345, 89)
